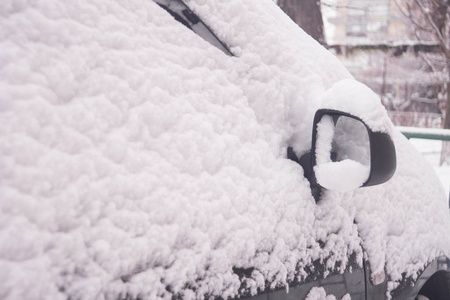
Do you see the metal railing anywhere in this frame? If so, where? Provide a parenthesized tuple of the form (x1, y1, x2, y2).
(397, 126, 450, 141)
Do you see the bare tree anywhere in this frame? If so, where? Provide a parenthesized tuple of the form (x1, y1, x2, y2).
(395, 0, 450, 163)
(278, 0, 326, 45)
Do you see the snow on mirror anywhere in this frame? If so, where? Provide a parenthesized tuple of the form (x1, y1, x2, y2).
(314, 115, 371, 192)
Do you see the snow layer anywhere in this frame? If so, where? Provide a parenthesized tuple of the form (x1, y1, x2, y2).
(319, 79, 393, 134)
(315, 160, 370, 192)
(406, 139, 450, 196)
(314, 115, 370, 191)
(0, 0, 449, 299)
(315, 115, 336, 166)
(305, 287, 350, 300)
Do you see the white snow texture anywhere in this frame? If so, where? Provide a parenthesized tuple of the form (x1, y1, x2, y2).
(314, 115, 370, 191)
(1, 0, 449, 299)
(305, 287, 350, 300)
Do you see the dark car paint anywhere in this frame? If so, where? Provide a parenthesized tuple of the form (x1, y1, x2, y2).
(241, 257, 450, 300)
(391, 257, 450, 300)
(243, 262, 365, 300)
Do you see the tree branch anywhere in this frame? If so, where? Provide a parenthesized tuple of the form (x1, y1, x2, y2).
(414, 0, 449, 55)
(322, 1, 367, 11)
(419, 51, 438, 72)
(394, 0, 434, 33)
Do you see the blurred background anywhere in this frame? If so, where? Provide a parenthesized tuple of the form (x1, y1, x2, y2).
(276, 0, 450, 191)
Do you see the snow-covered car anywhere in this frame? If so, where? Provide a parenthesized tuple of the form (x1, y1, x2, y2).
(1, 0, 450, 299)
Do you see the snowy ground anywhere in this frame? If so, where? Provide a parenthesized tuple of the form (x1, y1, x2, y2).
(408, 138, 450, 197)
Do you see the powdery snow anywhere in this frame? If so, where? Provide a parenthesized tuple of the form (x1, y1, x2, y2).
(0, 0, 449, 299)
(305, 287, 351, 300)
(314, 114, 370, 191)
(315, 115, 336, 165)
(315, 160, 370, 192)
(319, 79, 393, 134)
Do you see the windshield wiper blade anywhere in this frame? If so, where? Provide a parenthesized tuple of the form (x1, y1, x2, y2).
(154, 0, 233, 56)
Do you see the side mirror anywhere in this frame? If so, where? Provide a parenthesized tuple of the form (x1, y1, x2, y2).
(310, 109, 396, 193)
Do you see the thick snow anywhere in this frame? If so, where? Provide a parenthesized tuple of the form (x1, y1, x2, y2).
(319, 79, 393, 134)
(314, 115, 370, 191)
(315, 115, 336, 166)
(305, 287, 350, 300)
(1, 0, 449, 299)
(315, 160, 370, 192)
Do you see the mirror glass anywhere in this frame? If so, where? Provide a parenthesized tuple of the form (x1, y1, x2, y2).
(314, 115, 371, 192)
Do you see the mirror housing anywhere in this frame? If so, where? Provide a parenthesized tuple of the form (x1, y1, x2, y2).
(310, 109, 396, 192)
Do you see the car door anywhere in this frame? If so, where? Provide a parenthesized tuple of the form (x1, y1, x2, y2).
(243, 257, 366, 300)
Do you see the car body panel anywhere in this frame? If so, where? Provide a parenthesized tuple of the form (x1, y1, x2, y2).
(1, 0, 450, 299)
(255, 267, 365, 300)
(390, 257, 450, 300)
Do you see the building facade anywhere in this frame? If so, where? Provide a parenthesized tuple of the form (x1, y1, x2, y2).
(324, 0, 409, 45)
